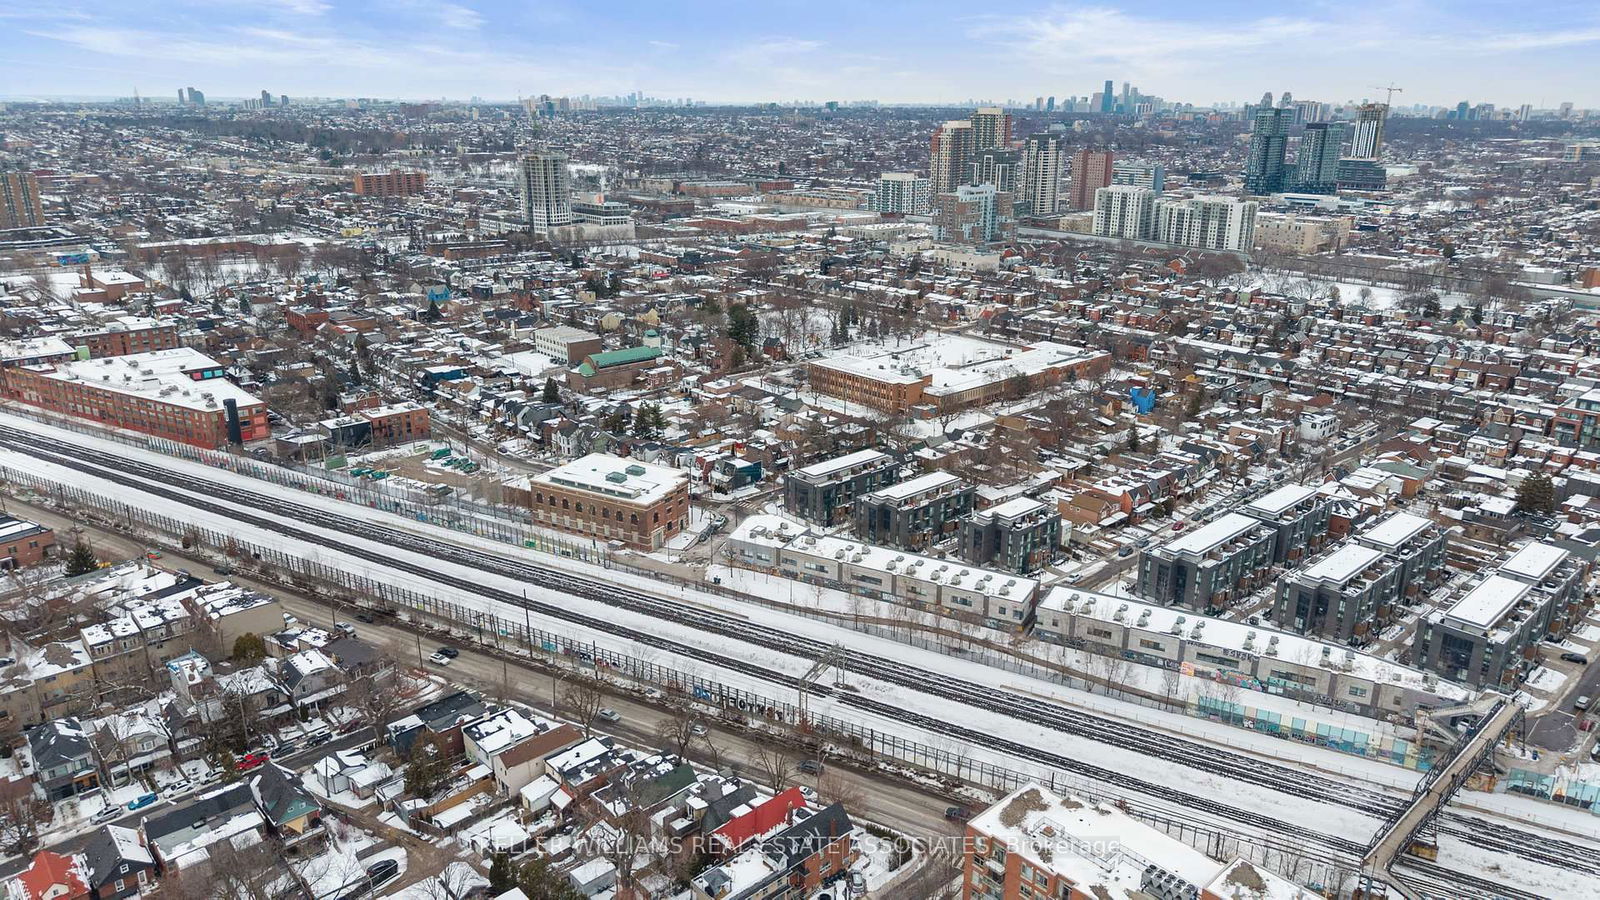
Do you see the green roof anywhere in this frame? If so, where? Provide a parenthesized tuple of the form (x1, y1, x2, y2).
(587, 346, 661, 370)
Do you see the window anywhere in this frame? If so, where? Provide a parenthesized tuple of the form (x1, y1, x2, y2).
(1138, 639, 1165, 651)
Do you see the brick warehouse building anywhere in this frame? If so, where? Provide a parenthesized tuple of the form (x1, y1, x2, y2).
(0, 347, 268, 449)
(503, 453, 689, 550)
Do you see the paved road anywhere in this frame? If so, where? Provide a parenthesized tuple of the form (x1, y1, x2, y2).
(1528, 655, 1600, 751)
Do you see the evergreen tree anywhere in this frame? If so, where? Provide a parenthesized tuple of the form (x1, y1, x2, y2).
(1515, 472, 1556, 515)
(64, 539, 98, 576)
(1127, 428, 1141, 452)
(541, 377, 560, 404)
(726, 302, 760, 352)
(489, 852, 516, 894)
(518, 857, 585, 900)
(231, 633, 267, 664)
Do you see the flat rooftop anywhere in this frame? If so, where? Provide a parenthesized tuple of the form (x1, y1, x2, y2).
(531, 453, 686, 506)
(1298, 544, 1385, 586)
(1445, 575, 1531, 631)
(865, 471, 962, 502)
(1497, 542, 1569, 584)
(792, 448, 892, 480)
(1245, 483, 1318, 519)
(1357, 511, 1433, 550)
(1162, 512, 1264, 557)
(28, 347, 262, 412)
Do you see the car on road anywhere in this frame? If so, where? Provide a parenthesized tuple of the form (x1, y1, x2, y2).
(236, 752, 270, 772)
(796, 759, 823, 775)
(945, 806, 972, 822)
(305, 730, 334, 748)
(1561, 652, 1590, 665)
(430, 646, 460, 665)
(213, 563, 234, 575)
(144, 550, 162, 560)
(127, 792, 159, 811)
(1117, 546, 1133, 557)
(91, 804, 121, 824)
(1577, 695, 1593, 712)
(689, 723, 708, 736)
(335, 621, 357, 637)
(354, 612, 375, 624)
(597, 708, 622, 723)
(366, 859, 400, 888)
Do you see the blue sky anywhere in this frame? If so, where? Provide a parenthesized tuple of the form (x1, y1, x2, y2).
(4, 0, 1598, 107)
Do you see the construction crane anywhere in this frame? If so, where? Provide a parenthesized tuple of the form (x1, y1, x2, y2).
(797, 644, 847, 726)
(1371, 83, 1404, 107)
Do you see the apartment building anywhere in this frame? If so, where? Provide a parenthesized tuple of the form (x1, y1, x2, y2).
(1241, 484, 1331, 564)
(872, 172, 931, 215)
(963, 783, 1313, 900)
(1136, 512, 1279, 611)
(932, 183, 1015, 245)
(359, 401, 430, 446)
(783, 448, 901, 526)
(352, 170, 428, 197)
(729, 515, 1040, 631)
(1254, 213, 1352, 255)
(852, 471, 974, 551)
(1415, 542, 1590, 689)
(960, 496, 1062, 575)
(1353, 511, 1449, 601)
(0, 347, 268, 449)
(1092, 185, 1156, 240)
(0, 515, 54, 569)
(506, 453, 689, 550)
(0, 172, 44, 229)
(1067, 149, 1114, 211)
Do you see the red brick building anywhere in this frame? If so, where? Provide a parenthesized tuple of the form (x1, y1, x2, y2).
(353, 170, 428, 196)
(74, 318, 180, 358)
(359, 402, 430, 446)
(1, 348, 268, 449)
(505, 454, 689, 550)
(0, 516, 55, 569)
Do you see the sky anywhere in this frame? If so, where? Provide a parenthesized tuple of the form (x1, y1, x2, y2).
(3, 0, 1599, 108)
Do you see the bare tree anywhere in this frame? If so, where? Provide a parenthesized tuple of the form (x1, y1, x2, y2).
(562, 678, 608, 737)
(347, 662, 408, 749)
(813, 769, 865, 814)
(653, 698, 703, 757)
(0, 790, 49, 855)
(749, 741, 799, 792)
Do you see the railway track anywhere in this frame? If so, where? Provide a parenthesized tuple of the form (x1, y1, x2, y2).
(0, 422, 1588, 893)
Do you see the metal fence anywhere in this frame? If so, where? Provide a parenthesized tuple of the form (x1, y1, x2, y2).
(1, 464, 1367, 891)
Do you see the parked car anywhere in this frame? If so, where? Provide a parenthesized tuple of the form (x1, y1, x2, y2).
(797, 759, 823, 775)
(429, 650, 453, 666)
(213, 563, 234, 576)
(366, 859, 400, 887)
(1117, 546, 1133, 557)
(305, 730, 334, 748)
(689, 723, 708, 736)
(162, 780, 194, 800)
(1577, 695, 1594, 712)
(127, 792, 159, 811)
(236, 752, 270, 772)
(335, 622, 357, 637)
(945, 806, 972, 822)
(91, 804, 121, 823)
(597, 708, 622, 723)
(144, 550, 162, 560)
(1561, 652, 1590, 665)
(354, 612, 375, 624)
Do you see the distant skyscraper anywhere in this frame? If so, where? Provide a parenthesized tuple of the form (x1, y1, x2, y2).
(180, 86, 205, 106)
(972, 148, 1020, 193)
(1068, 149, 1114, 211)
(873, 172, 931, 215)
(1517, 103, 1533, 122)
(1244, 107, 1292, 194)
(1260, 91, 1274, 109)
(260, 89, 272, 107)
(1292, 123, 1346, 194)
(1350, 103, 1388, 159)
(970, 107, 1012, 151)
(0, 171, 45, 229)
(1020, 133, 1065, 216)
(1278, 91, 1293, 109)
(1046, 96, 1056, 113)
(930, 119, 976, 195)
(517, 151, 573, 232)
(1101, 81, 1115, 113)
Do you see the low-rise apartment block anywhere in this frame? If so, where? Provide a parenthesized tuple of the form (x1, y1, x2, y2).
(783, 448, 901, 527)
(1241, 484, 1332, 564)
(960, 496, 1062, 575)
(1415, 542, 1590, 689)
(729, 515, 1040, 631)
(1136, 512, 1278, 611)
(852, 471, 973, 551)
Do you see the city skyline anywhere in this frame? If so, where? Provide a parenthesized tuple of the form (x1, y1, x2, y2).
(4, 0, 1600, 108)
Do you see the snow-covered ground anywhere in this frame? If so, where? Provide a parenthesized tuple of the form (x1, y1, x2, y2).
(2, 410, 1596, 894)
